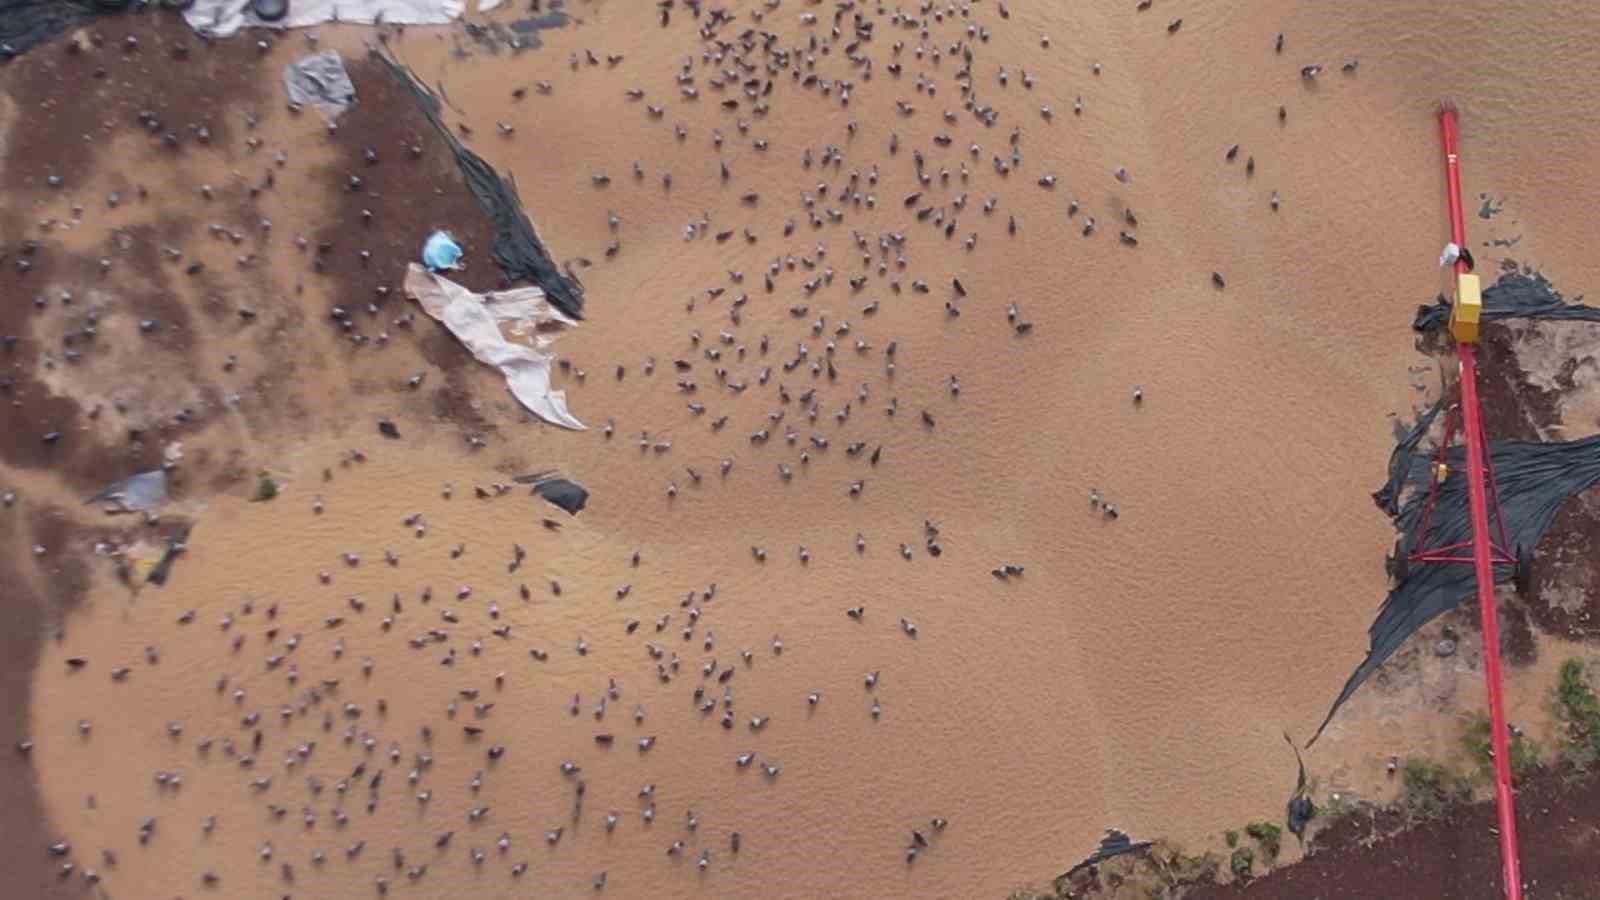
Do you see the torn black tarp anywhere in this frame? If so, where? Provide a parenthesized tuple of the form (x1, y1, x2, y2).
(372, 48, 586, 320)
(1372, 401, 1445, 518)
(514, 471, 588, 515)
(1311, 426, 1600, 744)
(1413, 270, 1596, 333)
(1063, 829, 1153, 878)
(0, 0, 121, 58)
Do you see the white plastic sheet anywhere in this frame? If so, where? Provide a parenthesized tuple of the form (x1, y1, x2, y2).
(184, 0, 463, 39)
(403, 264, 585, 431)
(85, 470, 169, 513)
(283, 49, 356, 121)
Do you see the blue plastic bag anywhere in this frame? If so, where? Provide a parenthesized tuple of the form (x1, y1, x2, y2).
(422, 231, 463, 271)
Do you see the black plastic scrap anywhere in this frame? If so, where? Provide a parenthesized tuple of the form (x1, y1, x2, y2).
(1063, 829, 1153, 878)
(1283, 733, 1315, 842)
(0, 0, 125, 59)
(1413, 269, 1596, 333)
(514, 471, 588, 515)
(146, 524, 192, 586)
(1311, 421, 1600, 744)
(371, 48, 586, 320)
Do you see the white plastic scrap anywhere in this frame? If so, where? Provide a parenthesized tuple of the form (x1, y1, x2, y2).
(403, 264, 585, 430)
(85, 470, 169, 513)
(1439, 242, 1461, 268)
(283, 50, 357, 122)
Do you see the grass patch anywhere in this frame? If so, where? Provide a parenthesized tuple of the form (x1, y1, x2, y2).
(1223, 829, 1238, 848)
(1229, 846, 1254, 880)
(1459, 712, 1543, 779)
(1556, 658, 1600, 766)
(1400, 759, 1471, 820)
(1244, 821, 1282, 862)
(252, 471, 279, 502)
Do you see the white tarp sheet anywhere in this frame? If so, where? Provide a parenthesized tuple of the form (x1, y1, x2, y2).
(403, 263, 585, 431)
(184, 0, 463, 39)
(85, 469, 169, 513)
(283, 49, 356, 121)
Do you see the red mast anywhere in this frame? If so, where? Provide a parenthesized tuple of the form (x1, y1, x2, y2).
(1433, 99, 1524, 900)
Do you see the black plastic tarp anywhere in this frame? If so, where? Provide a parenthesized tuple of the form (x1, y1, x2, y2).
(1314, 270, 1600, 743)
(1413, 270, 1595, 333)
(372, 48, 586, 320)
(1311, 425, 1600, 743)
(0, 0, 118, 58)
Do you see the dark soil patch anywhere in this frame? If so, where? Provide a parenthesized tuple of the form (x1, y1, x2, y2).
(1469, 319, 1600, 647)
(298, 48, 509, 435)
(98, 221, 199, 355)
(1475, 322, 1562, 442)
(308, 49, 501, 329)
(1526, 488, 1600, 641)
(27, 504, 95, 617)
(2, 11, 261, 195)
(0, 11, 270, 491)
(1182, 765, 1600, 900)
(1437, 590, 1541, 669)
(416, 325, 496, 433)
(1500, 597, 1539, 666)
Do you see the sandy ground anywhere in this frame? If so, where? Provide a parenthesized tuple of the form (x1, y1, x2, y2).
(4, 1, 1600, 898)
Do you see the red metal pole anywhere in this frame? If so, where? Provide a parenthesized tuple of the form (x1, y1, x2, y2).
(1440, 100, 1524, 900)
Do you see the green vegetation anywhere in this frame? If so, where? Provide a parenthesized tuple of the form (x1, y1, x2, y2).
(1400, 758, 1471, 820)
(253, 471, 279, 502)
(1459, 712, 1543, 778)
(1556, 658, 1600, 765)
(1243, 821, 1282, 862)
(1229, 846, 1254, 880)
(1222, 829, 1238, 848)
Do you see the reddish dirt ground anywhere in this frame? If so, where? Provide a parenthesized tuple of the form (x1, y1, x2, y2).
(1184, 765, 1600, 900)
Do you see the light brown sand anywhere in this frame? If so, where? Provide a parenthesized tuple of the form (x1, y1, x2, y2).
(10, 1, 1600, 898)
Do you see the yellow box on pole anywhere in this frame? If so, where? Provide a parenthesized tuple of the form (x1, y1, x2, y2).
(1451, 272, 1482, 343)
